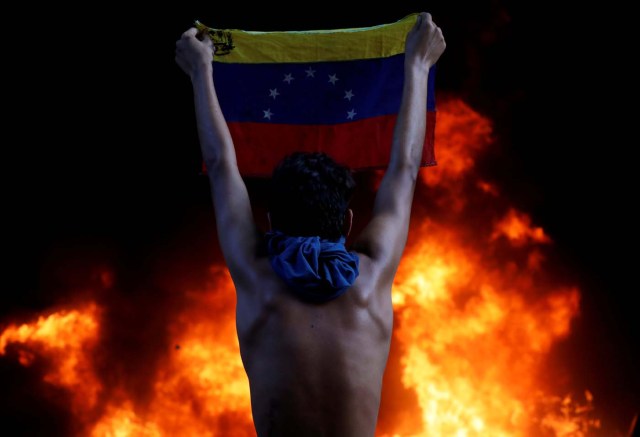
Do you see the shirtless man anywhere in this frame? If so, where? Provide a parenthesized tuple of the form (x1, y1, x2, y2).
(175, 12, 445, 436)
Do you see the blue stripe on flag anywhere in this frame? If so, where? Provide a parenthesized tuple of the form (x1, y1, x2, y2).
(213, 54, 436, 125)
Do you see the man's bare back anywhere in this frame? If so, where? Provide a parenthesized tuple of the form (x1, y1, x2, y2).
(236, 256, 392, 436)
(176, 12, 445, 436)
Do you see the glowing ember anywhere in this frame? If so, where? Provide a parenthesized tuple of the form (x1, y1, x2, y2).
(492, 208, 551, 246)
(0, 98, 608, 436)
(477, 180, 499, 196)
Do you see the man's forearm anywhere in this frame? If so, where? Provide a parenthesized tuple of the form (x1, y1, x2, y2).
(190, 65, 237, 170)
(388, 67, 430, 172)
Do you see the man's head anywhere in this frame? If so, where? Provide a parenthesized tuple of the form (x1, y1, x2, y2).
(268, 152, 356, 240)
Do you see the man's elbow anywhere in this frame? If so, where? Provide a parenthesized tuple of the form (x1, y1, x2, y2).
(387, 159, 420, 183)
(204, 155, 238, 176)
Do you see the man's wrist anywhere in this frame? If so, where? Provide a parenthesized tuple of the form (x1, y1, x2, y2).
(405, 61, 431, 78)
(191, 61, 213, 82)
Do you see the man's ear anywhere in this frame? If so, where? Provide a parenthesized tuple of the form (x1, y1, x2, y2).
(343, 208, 353, 237)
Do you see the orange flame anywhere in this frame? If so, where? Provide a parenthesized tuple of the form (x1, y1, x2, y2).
(493, 208, 551, 246)
(422, 98, 493, 188)
(382, 220, 584, 435)
(0, 98, 607, 436)
(0, 304, 102, 416)
(116, 266, 254, 436)
(87, 266, 254, 436)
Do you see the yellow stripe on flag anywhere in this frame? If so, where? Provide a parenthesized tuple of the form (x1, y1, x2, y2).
(195, 13, 418, 64)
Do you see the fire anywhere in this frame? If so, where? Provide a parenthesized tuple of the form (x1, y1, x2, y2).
(0, 98, 610, 436)
(382, 221, 584, 435)
(492, 208, 551, 246)
(421, 97, 493, 189)
(90, 403, 163, 437)
(129, 265, 254, 436)
(0, 304, 102, 416)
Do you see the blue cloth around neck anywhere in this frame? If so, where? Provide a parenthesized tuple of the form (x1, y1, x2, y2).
(265, 230, 360, 303)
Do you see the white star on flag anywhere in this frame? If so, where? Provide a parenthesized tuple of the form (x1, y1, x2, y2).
(262, 67, 357, 124)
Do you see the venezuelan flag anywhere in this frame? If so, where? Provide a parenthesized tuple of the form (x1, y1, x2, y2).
(196, 13, 436, 177)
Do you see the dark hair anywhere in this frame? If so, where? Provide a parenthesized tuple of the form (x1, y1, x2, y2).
(268, 152, 356, 240)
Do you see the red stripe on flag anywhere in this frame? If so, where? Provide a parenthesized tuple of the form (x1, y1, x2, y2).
(201, 112, 436, 177)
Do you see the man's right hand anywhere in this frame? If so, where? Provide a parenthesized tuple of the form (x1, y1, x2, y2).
(404, 12, 446, 73)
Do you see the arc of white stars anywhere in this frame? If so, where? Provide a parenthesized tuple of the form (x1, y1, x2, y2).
(283, 73, 294, 84)
(328, 74, 339, 85)
(344, 90, 354, 101)
(269, 88, 280, 99)
(347, 109, 357, 120)
(305, 67, 316, 77)
(263, 108, 273, 120)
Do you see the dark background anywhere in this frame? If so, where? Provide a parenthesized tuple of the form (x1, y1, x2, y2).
(3, 1, 637, 434)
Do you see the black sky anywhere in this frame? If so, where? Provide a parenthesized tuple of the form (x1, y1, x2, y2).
(2, 0, 637, 434)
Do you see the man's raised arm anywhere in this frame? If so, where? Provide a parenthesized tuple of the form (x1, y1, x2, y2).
(175, 28, 260, 287)
(353, 13, 446, 284)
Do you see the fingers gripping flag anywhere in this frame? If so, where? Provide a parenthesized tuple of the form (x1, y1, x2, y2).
(196, 14, 437, 177)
